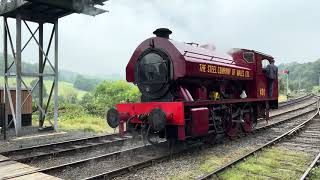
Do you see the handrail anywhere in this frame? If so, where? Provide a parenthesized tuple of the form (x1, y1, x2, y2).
(183, 51, 235, 64)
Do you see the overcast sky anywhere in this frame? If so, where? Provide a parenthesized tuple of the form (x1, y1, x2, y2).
(1, 0, 320, 77)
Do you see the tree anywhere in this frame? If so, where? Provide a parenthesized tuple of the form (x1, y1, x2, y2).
(30, 79, 48, 100)
(81, 80, 141, 116)
(63, 88, 78, 104)
(73, 75, 100, 91)
(278, 59, 320, 91)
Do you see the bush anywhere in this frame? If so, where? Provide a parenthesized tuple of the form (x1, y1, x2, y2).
(81, 80, 141, 116)
(73, 75, 100, 91)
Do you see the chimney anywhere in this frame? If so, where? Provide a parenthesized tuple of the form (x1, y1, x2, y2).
(153, 28, 172, 39)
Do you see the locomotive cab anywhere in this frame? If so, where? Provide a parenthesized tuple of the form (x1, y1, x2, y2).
(231, 49, 278, 102)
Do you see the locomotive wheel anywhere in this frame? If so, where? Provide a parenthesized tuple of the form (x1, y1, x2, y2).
(242, 112, 253, 133)
(226, 121, 238, 137)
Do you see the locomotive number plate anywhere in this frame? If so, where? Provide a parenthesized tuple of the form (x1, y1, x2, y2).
(259, 88, 266, 96)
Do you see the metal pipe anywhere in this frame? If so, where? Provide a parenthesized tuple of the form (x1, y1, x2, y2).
(15, 14, 22, 136)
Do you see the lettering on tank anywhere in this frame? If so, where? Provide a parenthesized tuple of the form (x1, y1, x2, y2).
(199, 64, 250, 78)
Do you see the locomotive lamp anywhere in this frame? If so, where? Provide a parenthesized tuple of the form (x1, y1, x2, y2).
(107, 107, 130, 136)
(106, 108, 120, 129)
(148, 108, 167, 132)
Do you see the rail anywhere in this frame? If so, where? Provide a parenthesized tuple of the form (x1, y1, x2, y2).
(278, 93, 313, 108)
(300, 152, 320, 180)
(197, 99, 320, 180)
(67, 100, 320, 179)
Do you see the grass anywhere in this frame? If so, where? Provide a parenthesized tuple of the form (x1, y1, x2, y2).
(219, 147, 312, 180)
(168, 147, 255, 180)
(310, 166, 320, 180)
(58, 115, 114, 133)
(279, 94, 287, 102)
(169, 147, 312, 180)
(32, 114, 116, 134)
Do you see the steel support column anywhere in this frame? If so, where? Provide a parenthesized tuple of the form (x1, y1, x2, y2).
(3, 17, 8, 140)
(0, 0, 106, 137)
(15, 14, 22, 136)
(39, 22, 44, 127)
(54, 20, 59, 131)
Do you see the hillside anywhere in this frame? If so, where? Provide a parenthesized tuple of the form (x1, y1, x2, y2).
(0, 53, 123, 85)
(278, 59, 320, 91)
(0, 78, 87, 100)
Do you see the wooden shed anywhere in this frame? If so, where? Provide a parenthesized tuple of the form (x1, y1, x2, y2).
(0, 88, 32, 127)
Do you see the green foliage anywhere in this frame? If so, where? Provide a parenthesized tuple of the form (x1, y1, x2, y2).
(73, 75, 101, 91)
(81, 80, 141, 116)
(278, 59, 320, 91)
(58, 103, 86, 119)
(44, 103, 114, 133)
(219, 147, 311, 180)
(312, 86, 320, 94)
(169, 147, 254, 180)
(30, 79, 48, 100)
(278, 78, 286, 94)
(59, 88, 78, 104)
(310, 167, 320, 180)
(59, 114, 112, 133)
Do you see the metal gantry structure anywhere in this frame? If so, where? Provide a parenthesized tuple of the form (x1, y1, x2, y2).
(0, 0, 107, 137)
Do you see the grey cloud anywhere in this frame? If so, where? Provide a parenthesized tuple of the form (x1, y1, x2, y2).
(1, 0, 320, 77)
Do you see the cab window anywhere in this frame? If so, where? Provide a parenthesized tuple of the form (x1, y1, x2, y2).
(243, 52, 254, 63)
(262, 59, 269, 68)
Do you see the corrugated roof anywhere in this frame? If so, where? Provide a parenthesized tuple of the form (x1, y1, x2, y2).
(0, 0, 107, 23)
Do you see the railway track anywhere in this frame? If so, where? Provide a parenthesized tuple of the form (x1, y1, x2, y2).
(0, 94, 314, 162)
(1, 96, 317, 179)
(37, 98, 319, 179)
(198, 100, 320, 180)
(278, 93, 313, 108)
(0, 133, 132, 163)
(300, 152, 320, 180)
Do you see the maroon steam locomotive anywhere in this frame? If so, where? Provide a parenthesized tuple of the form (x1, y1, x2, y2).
(107, 28, 278, 143)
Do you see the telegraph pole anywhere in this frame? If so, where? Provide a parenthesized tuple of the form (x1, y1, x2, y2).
(298, 74, 301, 92)
(318, 72, 320, 87)
(286, 73, 289, 97)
